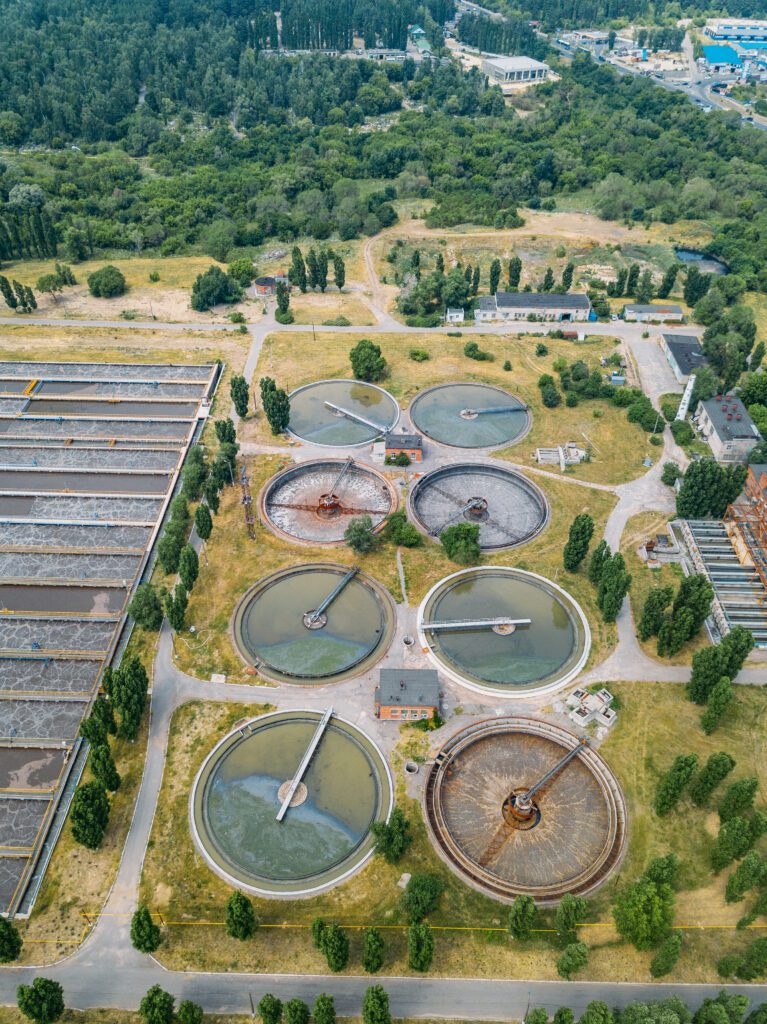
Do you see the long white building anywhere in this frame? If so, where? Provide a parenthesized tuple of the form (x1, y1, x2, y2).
(475, 291, 590, 323)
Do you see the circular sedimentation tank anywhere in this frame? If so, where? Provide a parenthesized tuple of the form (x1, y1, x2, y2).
(418, 567, 590, 697)
(191, 710, 393, 896)
(233, 563, 395, 683)
(259, 458, 397, 545)
(288, 379, 399, 447)
(410, 383, 530, 449)
(408, 463, 548, 550)
(424, 717, 626, 904)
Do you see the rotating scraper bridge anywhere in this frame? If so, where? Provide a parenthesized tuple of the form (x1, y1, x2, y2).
(0, 361, 219, 917)
(259, 458, 397, 545)
(424, 718, 627, 904)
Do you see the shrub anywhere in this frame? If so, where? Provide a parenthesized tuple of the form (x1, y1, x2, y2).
(650, 933, 683, 977)
(345, 515, 378, 554)
(661, 462, 681, 486)
(0, 917, 22, 962)
(535, 342, 548, 356)
(464, 340, 493, 361)
(191, 266, 242, 311)
(541, 383, 562, 408)
(407, 921, 434, 971)
(409, 348, 430, 362)
(350, 339, 387, 381)
(70, 780, 110, 849)
(258, 995, 283, 1024)
(362, 927, 385, 973)
(128, 583, 163, 631)
(503, 359, 512, 371)
(371, 807, 412, 862)
(440, 521, 480, 564)
(131, 905, 161, 953)
(226, 891, 257, 940)
(566, 392, 579, 407)
(402, 872, 444, 921)
(557, 941, 589, 979)
(88, 264, 126, 297)
(612, 876, 675, 950)
(670, 419, 694, 445)
(508, 894, 537, 940)
(319, 922, 349, 972)
(17, 979, 65, 1024)
(384, 510, 422, 548)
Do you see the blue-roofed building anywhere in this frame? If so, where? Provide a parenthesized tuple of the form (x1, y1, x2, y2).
(702, 44, 743, 71)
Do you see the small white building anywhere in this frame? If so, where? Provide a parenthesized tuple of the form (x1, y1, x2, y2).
(476, 291, 590, 323)
(482, 55, 550, 84)
(623, 303, 684, 323)
(445, 307, 465, 324)
(566, 687, 617, 730)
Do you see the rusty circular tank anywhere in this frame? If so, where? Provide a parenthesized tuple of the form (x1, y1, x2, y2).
(424, 717, 626, 904)
(259, 458, 397, 546)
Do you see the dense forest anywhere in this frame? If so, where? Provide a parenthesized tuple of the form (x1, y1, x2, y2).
(3, 28, 767, 288)
(479, 0, 767, 29)
(456, 13, 548, 60)
(0, 0, 455, 149)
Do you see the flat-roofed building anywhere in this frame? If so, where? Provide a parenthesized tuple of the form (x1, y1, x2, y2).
(475, 291, 590, 323)
(374, 669, 440, 721)
(694, 395, 762, 462)
(706, 19, 767, 41)
(482, 55, 550, 83)
(661, 333, 708, 383)
(623, 303, 684, 323)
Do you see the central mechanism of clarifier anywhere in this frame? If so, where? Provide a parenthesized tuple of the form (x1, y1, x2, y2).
(424, 718, 626, 904)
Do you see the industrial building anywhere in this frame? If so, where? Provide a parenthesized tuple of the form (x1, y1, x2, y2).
(661, 334, 708, 384)
(705, 19, 767, 42)
(481, 55, 550, 84)
(701, 44, 743, 72)
(0, 360, 218, 918)
(374, 669, 440, 720)
(623, 303, 684, 323)
(693, 395, 762, 462)
(475, 291, 590, 323)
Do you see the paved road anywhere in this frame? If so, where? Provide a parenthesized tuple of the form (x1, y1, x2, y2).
(3, 963, 767, 1018)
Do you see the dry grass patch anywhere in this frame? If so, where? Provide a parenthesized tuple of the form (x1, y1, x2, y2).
(0, 256, 262, 323)
(244, 329, 655, 485)
(290, 291, 375, 326)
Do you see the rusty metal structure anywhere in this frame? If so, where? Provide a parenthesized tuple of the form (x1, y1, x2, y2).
(259, 458, 396, 546)
(240, 464, 256, 540)
(424, 718, 626, 904)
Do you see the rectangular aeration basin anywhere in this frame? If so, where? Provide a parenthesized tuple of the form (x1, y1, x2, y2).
(28, 399, 199, 419)
(0, 470, 172, 495)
